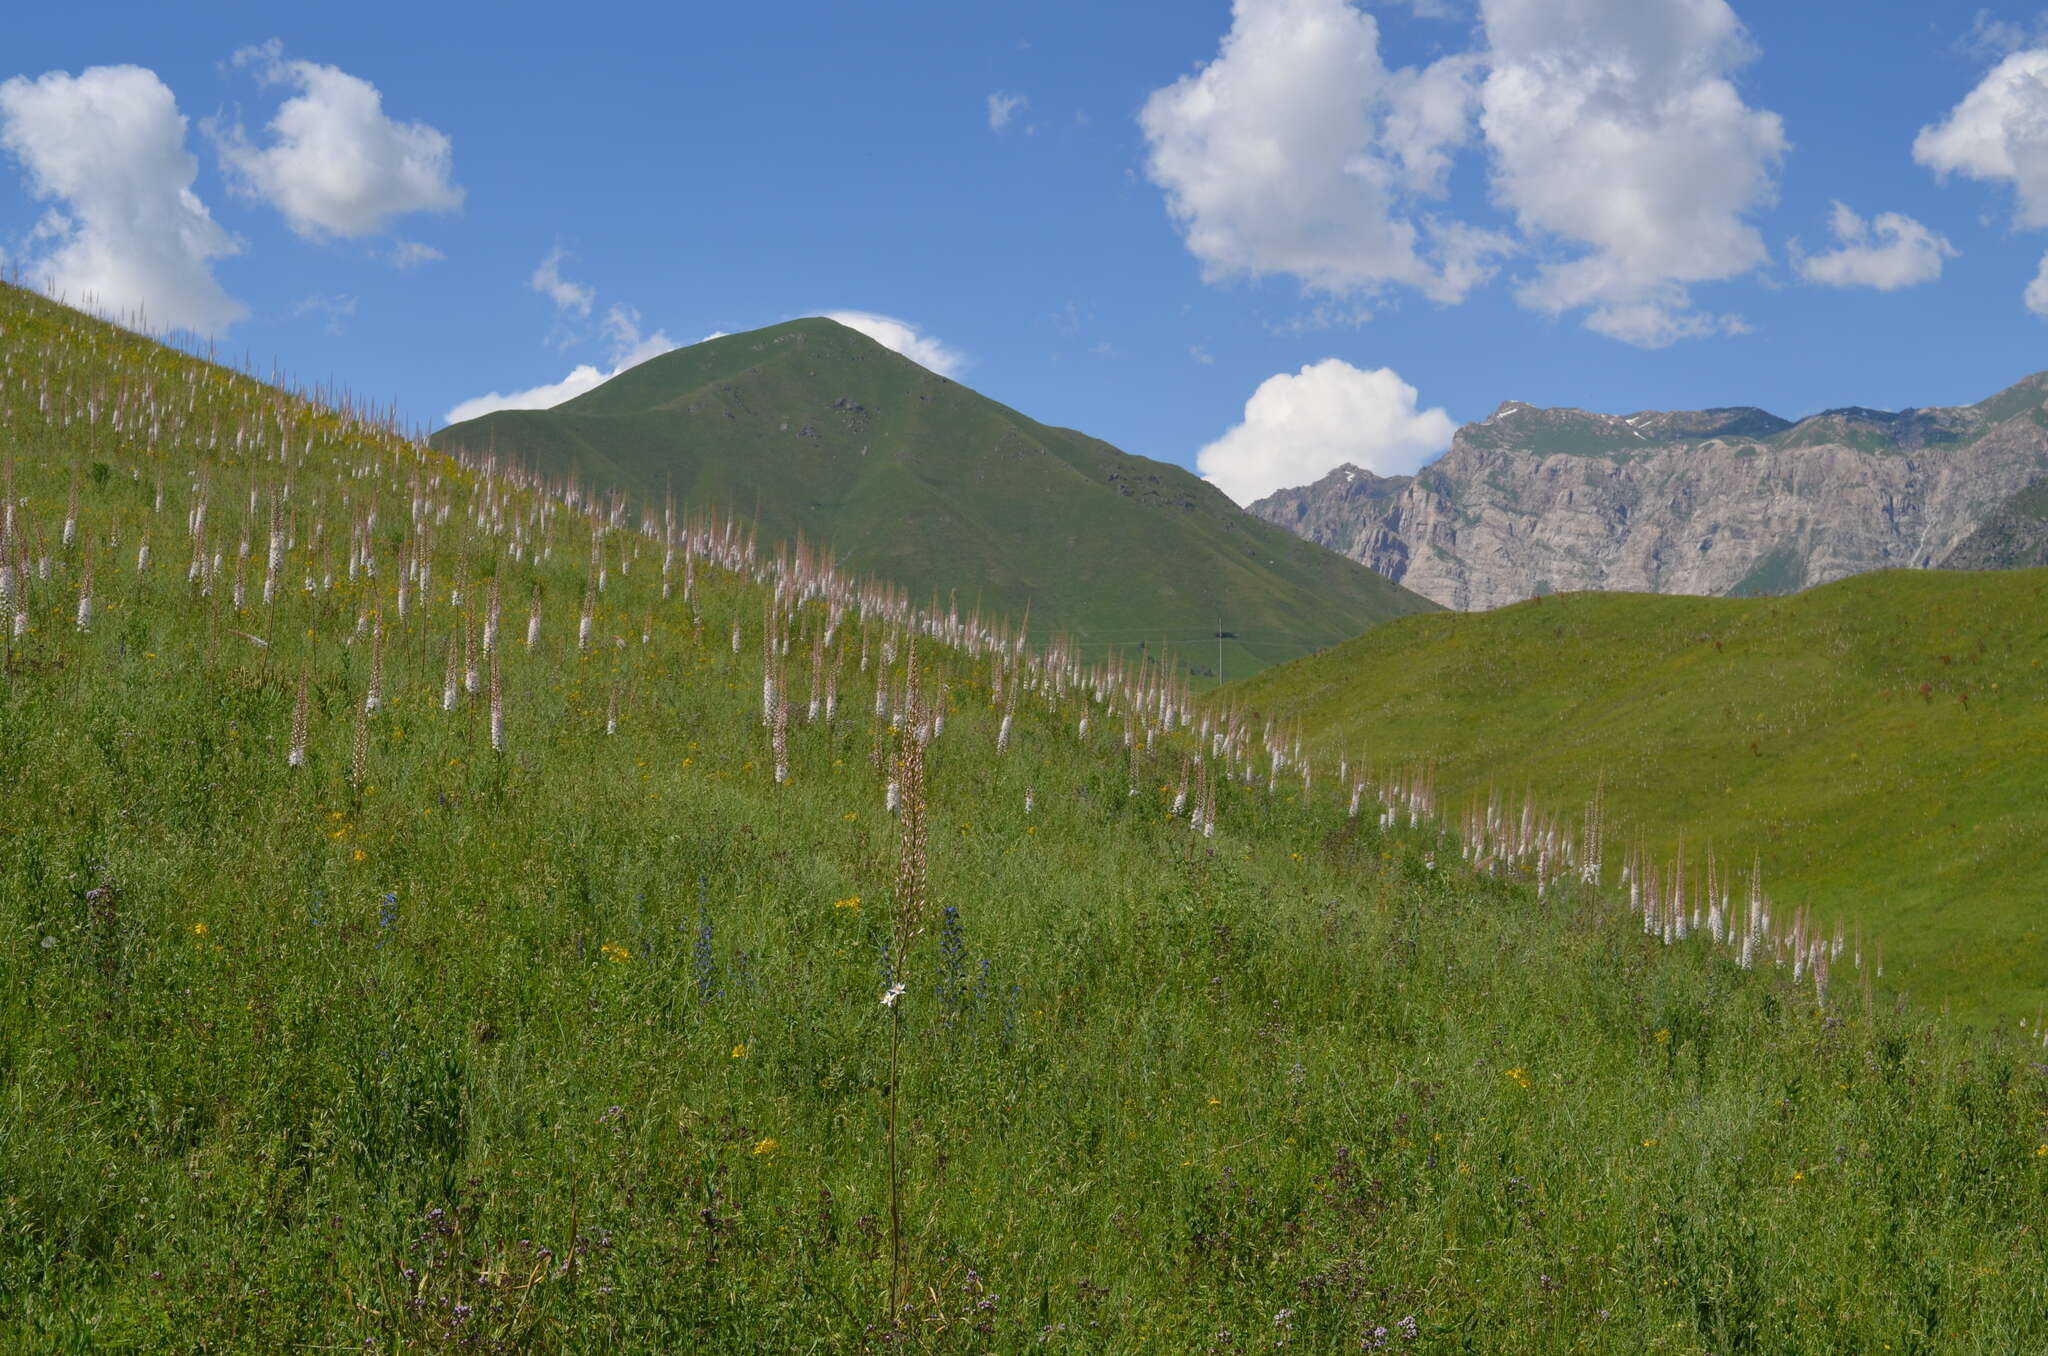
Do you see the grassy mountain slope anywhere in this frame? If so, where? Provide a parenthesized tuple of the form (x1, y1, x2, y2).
(1224, 570, 2048, 1022)
(431, 319, 1434, 678)
(3, 284, 2047, 1352)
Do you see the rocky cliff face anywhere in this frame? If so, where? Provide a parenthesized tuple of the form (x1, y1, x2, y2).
(1939, 477, 2048, 570)
(1248, 375, 2048, 611)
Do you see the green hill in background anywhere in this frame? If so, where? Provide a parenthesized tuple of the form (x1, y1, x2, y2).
(1224, 569, 2048, 1023)
(430, 319, 1434, 678)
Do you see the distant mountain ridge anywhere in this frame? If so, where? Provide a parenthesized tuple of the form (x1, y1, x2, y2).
(433, 319, 1435, 677)
(1250, 373, 2048, 610)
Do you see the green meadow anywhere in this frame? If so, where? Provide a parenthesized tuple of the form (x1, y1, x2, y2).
(2, 283, 2046, 1352)
(1225, 574, 2048, 1025)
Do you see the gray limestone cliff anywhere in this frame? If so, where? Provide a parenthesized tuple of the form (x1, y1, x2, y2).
(1248, 374, 2048, 611)
(1938, 477, 2048, 570)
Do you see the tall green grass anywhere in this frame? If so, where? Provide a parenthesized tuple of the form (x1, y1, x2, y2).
(1, 282, 2045, 1352)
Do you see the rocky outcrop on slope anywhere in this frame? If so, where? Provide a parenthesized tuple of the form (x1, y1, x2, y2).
(1249, 375, 2048, 611)
(1939, 478, 2048, 570)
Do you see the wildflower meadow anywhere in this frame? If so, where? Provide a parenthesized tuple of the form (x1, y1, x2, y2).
(1, 280, 2044, 1352)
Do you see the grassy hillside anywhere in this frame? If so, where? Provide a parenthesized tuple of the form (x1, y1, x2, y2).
(2, 283, 2046, 1352)
(1224, 572, 2048, 1023)
(431, 319, 1434, 679)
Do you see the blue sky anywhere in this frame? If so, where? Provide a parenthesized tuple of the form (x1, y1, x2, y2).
(4, 0, 2047, 505)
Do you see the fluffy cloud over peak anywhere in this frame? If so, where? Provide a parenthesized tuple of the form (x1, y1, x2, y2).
(443, 302, 681, 425)
(1197, 358, 1454, 505)
(817, 311, 967, 376)
(215, 40, 462, 243)
(447, 305, 965, 419)
(1793, 203, 1954, 291)
(0, 64, 245, 334)
(1478, 0, 1787, 346)
(1139, 0, 1508, 306)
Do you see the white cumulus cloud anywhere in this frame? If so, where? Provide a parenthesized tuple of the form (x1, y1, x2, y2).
(214, 40, 462, 242)
(1916, 46, 2048, 315)
(1793, 202, 1954, 290)
(818, 310, 967, 376)
(442, 304, 681, 425)
(1139, 0, 1510, 306)
(1140, 0, 1785, 344)
(1478, 0, 1787, 346)
(1916, 47, 2048, 227)
(1196, 358, 1454, 505)
(0, 64, 245, 334)
(0, 65, 245, 335)
(442, 364, 611, 426)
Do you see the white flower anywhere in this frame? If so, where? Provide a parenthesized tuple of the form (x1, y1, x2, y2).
(880, 983, 906, 1008)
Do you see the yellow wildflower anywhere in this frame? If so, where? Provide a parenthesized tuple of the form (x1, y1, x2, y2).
(732, 1043, 749, 1059)
(1504, 1067, 1531, 1089)
(1654, 1029, 1671, 1045)
(192, 922, 208, 936)
(752, 1137, 778, 1156)
(600, 943, 632, 963)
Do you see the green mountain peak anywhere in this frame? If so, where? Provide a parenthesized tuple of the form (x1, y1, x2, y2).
(433, 320, 1435, 678)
